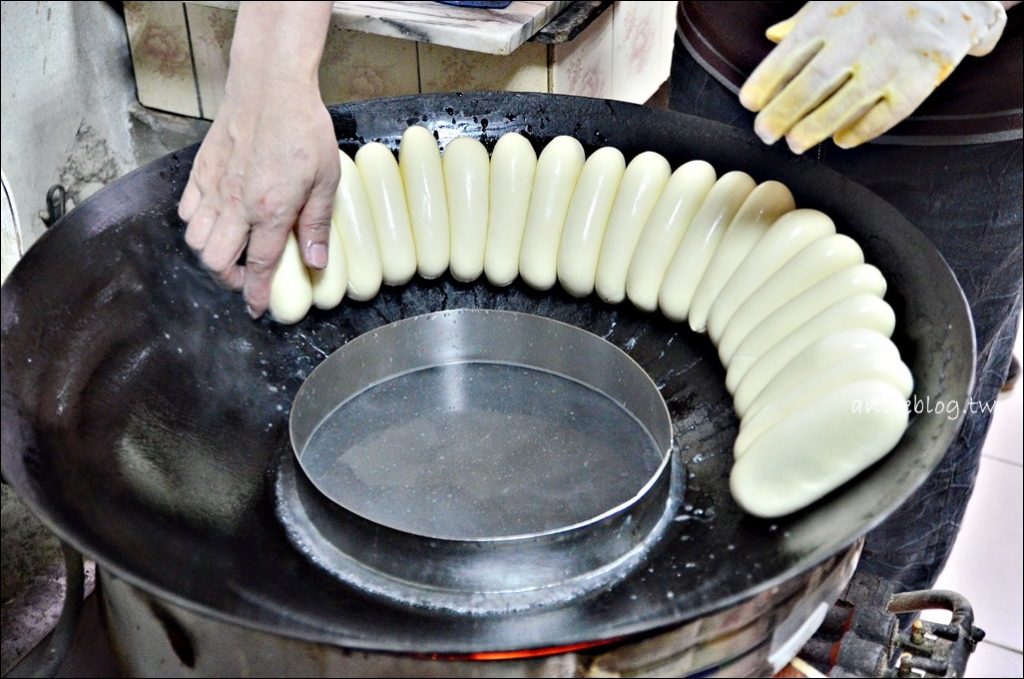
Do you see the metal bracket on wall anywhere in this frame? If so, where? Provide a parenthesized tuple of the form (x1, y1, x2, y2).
(40, 185, 67, 229)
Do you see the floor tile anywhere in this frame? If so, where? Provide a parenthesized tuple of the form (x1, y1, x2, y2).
(982, 319, 1023, 467)
(964, 641, 1023, 678)
(930, 455, 1023, 652)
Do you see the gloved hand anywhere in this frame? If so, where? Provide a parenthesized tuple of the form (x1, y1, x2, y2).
(738, 1, 1008, 153)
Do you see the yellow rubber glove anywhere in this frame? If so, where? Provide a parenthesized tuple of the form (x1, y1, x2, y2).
(739, 1, 1008, 153)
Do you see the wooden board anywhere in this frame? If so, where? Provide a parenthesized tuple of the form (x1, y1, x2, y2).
(189, 1, 570, 55)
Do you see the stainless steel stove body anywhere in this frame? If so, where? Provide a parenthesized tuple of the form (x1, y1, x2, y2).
(99, 544, 860, 678)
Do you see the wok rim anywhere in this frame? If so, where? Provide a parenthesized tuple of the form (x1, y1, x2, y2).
(0, 91, 976, 653)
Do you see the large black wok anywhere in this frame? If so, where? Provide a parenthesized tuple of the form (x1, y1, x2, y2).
(0, 93, 973, 653)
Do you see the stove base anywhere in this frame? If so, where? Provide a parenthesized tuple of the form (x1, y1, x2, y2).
(100, 542, 859, 678)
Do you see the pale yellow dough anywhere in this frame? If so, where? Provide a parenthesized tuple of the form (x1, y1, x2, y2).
(595, 152, 672, 304)
(519, 136, 585, 290)
(444, 137, 490, 283)
(717, 234, 865, 365)
(731, 380, 909, 518)
(688, 181, 795, 333)
(399, 126, 450, 279)
(707, 209, 835, 343)
(557, 147, 626, 297)
(735, 352, 913, 457)
(484, 133, 537, 287)
(309, 223, 347, 310)
(333, 151, 383, 301)
(657, 171, 756, 321)
(266, 131, 922, 522)
(268, 232, 313, 325)
(729, 293, 896, 396)
(355, 142, 417, 286)
(735, 293, 891, 418)
(625, 160, 717, 312)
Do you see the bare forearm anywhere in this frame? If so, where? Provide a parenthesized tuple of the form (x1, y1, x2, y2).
(228, 1, 333, 93)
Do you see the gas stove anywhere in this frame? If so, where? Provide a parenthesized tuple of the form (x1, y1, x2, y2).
(4, 539, 982, 678)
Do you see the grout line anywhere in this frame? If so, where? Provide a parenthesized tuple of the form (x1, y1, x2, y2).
(981, 452, 1024, 468)
(414, 42, 423, 94)
(977, 455, 1024, 471)
(182, 2, 205, 119)
(978, 639, 1024, 654)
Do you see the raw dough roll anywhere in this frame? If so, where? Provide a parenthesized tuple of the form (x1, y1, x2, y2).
(730, 380, 909, 518)
(734, 352, 913, 457)
(444, 137, 490, 282)
(717, 234, 865, 364)
(333, 151, 383, 301)
(399, 126, 450, 279)
(688, 181, 795, 333)
(728, 293, 896, 396)
(354, 142, 417, 286)
(309, 223, 347, 310)
(726, 264, 889, 384)
(657, 171, 756, 321)
(268, 232, 314, 325)
(707, 209, 835, 343)
(484, 133, 537, 286)
(519, 136, 585, 290)
(737, 322, 895, 419)
(595, 152, 672, 304)
(624, 160, 716, 312)
(557, 147, 626, 297)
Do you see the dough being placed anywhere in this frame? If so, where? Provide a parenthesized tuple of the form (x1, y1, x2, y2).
(717, 234, 865, 364)
(557, 147, 626, 297)
(624, 160, 717, 312)
(707, 209, 835, 343)
(444, 137, 490, 283)
(269, 232, 314, 325)
(737, 315, 893, 418)
(484, 133, 537, 286)
(731, 380, 909, 518)
(309, 222, 347, 310)
(657, 171, 755, 321)
(595, 152, 672, 304)
(735, 351, 913, 457)
(689, 181, 795, 333)
(333, 151, 383, 301)
(729, 293, 896, 396)
(519, 136, 585, 290)
(355, 142, 417, 286)
(399, 126, 450, 279)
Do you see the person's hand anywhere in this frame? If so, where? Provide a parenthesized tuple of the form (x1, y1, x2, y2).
(176, 1, 336, 318)
(738, 1, 1008, 154)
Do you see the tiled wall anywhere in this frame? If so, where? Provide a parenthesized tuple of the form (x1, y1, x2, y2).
(124, 1, 678, 119)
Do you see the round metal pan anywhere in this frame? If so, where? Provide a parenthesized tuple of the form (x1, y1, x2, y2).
(0, 92, 973, 653)
(284, 309, 676, 612)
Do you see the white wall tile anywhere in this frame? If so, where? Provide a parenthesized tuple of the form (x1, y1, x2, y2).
(611, 1, 675, 104)
(320, 25, 419, 104)
(185, 2, 234, 119)
(551, 6, 614, 98)
(125, 1, 201, 117)
(418, 41, 548, 95)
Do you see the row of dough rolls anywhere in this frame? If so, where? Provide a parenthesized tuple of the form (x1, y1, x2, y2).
(267, 128, 913, 519)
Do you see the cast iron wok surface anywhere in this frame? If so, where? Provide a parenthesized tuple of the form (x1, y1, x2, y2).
(0, 93, 973, 653)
